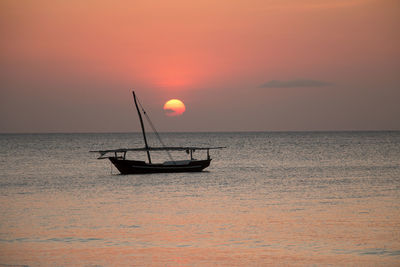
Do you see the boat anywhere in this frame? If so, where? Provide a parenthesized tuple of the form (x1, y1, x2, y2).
(91, 91, 224, 174)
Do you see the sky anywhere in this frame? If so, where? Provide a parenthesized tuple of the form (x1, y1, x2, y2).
(1, 0, 399, 133)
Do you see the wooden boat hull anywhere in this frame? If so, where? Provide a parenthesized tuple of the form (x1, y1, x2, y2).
(109, 157, 211, 174)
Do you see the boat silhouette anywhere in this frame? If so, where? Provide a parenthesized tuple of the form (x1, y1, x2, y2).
(91, 91, 224, 174)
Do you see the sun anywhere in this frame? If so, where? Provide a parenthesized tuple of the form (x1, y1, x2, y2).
(163, 99, 186, 116)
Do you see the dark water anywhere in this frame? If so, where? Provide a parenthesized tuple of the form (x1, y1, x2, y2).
(1, 132, 400, 266)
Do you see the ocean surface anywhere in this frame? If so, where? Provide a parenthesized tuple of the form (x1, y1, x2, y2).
(0, 132, 399, 266)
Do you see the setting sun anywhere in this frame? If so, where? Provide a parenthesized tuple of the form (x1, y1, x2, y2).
(163, 99, 186, 116)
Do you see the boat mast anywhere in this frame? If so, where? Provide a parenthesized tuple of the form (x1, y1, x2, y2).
(132, 91, 152, 164)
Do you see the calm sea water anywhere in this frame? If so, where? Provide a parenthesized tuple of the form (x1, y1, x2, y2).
(0, 132, 399, 266)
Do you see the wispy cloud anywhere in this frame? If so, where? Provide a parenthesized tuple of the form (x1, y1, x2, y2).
(260, 79, 333, 88)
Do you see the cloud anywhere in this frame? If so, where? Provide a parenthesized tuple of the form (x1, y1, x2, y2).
(164, 108, 174, 113)
(260, 79, 333, 88)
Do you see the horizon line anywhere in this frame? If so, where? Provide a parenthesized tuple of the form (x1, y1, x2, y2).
(1, 129, 399, 135)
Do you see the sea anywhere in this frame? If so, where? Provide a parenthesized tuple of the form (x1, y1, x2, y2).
(0, 132, 399, 266)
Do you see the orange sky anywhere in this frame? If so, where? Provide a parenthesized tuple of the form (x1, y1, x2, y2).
(1, 0, 399, 132)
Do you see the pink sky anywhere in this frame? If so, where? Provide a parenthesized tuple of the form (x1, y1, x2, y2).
(1, 0, 399, 132)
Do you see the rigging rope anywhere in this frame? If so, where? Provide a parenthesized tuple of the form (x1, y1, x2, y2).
(136, 96, 176, 164)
